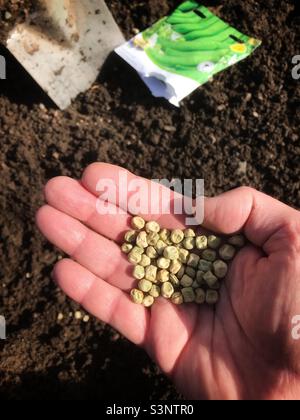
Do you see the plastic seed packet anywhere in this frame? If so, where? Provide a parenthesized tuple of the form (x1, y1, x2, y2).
(115, 1, 261, 106)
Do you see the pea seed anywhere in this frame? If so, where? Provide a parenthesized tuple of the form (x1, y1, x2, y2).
(206, 290, 219, 305)
(124, 230, 137, 243)
(146, 246, 158, 259)
(160, 228, 170, 242)
(157, 269, 169, 283)
(187, 253, 200, 268)
(161, 282, 174, 299)
(169, 273, 180, 287)
(177, 265, 185, 279)
(165, 237, 174, 246)
(195, 288, 206, 304)
(219, 244, 236, 261)
(147, 232, 160, 246)
(145, 221, 160, 233)
(182, 287, 195, 303)
(138, 279, 153, 293)
(180, 274, 193, 287)
(169, 259, 182, 275)
(185, 267, 196, 278)
(140, 254, 151, 267)
(121, 243, 133, 254)
(207, 235, 222, 250)
(178, 248, 189, 263)
(184, 228, 196, 238)
(131, 216, 145, 230)
(203, 271, 218, 288)
(171, 292, 183, 305)
(195, 235, 208, 250)
(170, 229, 184, 244)
(145, 265, 157, 282)
(136, 231, 148, 248)
(192, 280, 199, 289)
(228, 235, 245, 247)
(130, 288, 144, 304)
(183, 237, 195, 250)
(149, 285, 160, 298)
(133, 265, 145, 280)
(157, 257, 171, 269)
(198, 259, 212, 272)
(143, 295, 155, 307)
(202, 249, 217, 262)
(213, 260, 228, 278)
(155, 239, 167, 255)
(128, 247, 143, 265)
(163, 246, 179, 260)
(196, 270, 205, 285)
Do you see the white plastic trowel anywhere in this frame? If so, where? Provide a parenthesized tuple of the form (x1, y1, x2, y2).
(6, 0, 125, 109)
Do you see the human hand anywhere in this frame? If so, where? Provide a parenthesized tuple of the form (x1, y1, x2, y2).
(36, 163, 300, 400)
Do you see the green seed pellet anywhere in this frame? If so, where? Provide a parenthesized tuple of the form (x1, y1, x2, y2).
(145, 221, 160, 233)
(207, 235, 222, 250)
(196, 270, 205, 285)
(145, 265, 157, 282)
(147, 232, 160, 246)
(140, 254, 151, 267)
(183, 237, 195, 250)
(170, 229, 184, 244)
(138, 279, 153, 293)
(136, 231, 148, 248)
(184, 228, 196, 238)
(131, 288, 144, 304)
(182, 287, 195, 303)
(155, 239, 167, 255)
(133, 265, 145, 280)
(157, 269, 170, 283)
(169, 259, 182, 275)
(146, 246, 158, 259)
(121, 243, 133, 254)
(171, 292, 183, 305)
(178, 248, 189, 263)
(159, 228, 170, 242)
(206, 290, 219, 305)
(169, 273, 180, 287)
(228, 235, 245, 247)
(202, 249, 217, 262)
(198, 259, 213, 272)
(203, 271, 218, 288)
(195, 288, 206, 304)
(195, 235, 208, 250)
(157, 257, 171, 269)
(128, 248, 143, 265)
(185, 266, 196, 278)
(143, 295, 155, 307)
(219, 244, 236, 261)
(125, 230, 137, 243)
(180, 274, 193, 287)
(177, 265, 185, 279)
(131, 216, 145, 230)
(187, 253, 200, 268)
(149, 284, 161, 298)
(213, 260, 228, 279)
(161, 282, 174, 298)
(163, 246, 179, 260)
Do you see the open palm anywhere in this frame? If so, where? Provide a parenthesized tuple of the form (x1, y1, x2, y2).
(36, 163, 300, 400)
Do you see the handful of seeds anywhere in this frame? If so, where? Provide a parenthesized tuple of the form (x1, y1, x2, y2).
(121, 216, 245, 308)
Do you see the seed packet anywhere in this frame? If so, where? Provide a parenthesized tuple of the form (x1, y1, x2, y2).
(115, 1, 261, 106)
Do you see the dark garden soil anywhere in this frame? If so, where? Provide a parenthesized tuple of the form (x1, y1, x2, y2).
(0, 0, 299, 400)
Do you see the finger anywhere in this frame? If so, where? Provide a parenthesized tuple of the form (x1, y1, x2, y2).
(44, 176, 131, 243)
(36, 205, 136, 290)
(81, 162, 187, 228)
(203, 187, 300, 252)
(53, 259, 149, 345)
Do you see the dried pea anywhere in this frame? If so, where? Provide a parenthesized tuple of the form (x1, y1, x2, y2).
(163, 246, 179, 260)
(183, 237, 195, 250)
(178, 248, 189, 263)
(155, 239, 167, 255)
(206, 290, 219, 305)
(213, 260, 228, 279)
(195, 235, 208, 250)
(161, 282, 174, 298)
(157, 269, 170, 283)
(121, 243, 133, 254)
(228, 235, 245, 247)
(149, 285, 161, 298)
(180, 274, 193, 287)
(136, 231, 148, 248)
(169, 273, 180, 287)
(131, 216, 145, 230)
(202, 249, 217, 262)
(159, 228, 170, 242)
(143, 295, 155, 307)
(170, 229, 184, 244)
(130, 288, 144, 304)
(182, 287, 195, 303)
(203, 271, 218, 288)
(128, 247, 143, 265)
(185, 266, 196, 278)
(196, 270, 205, 285)
(195, 288, 206, 304)
(124, 230, 137, 243)
(184, 228, 196, 238)
(146, 246, 158, 259)
(169, 259, 182, 275)
(140, 254, 151, 267)
(207, 235, 222, 250)
(192, 280, 199, 289)
(145, 265, 157, 282)
(157, 257, 171, 269)
(147, 232, 160, 246)
(198, 259, 213, 272)
(145, 221, 160, 233)
(138, 279, 153, 293)
(177, 265, 185, 279)
(133, 265, 145, 280)
(187, 253, 200, 268)
(171, 292, 183, 305)
(219, 244, 236, 261)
